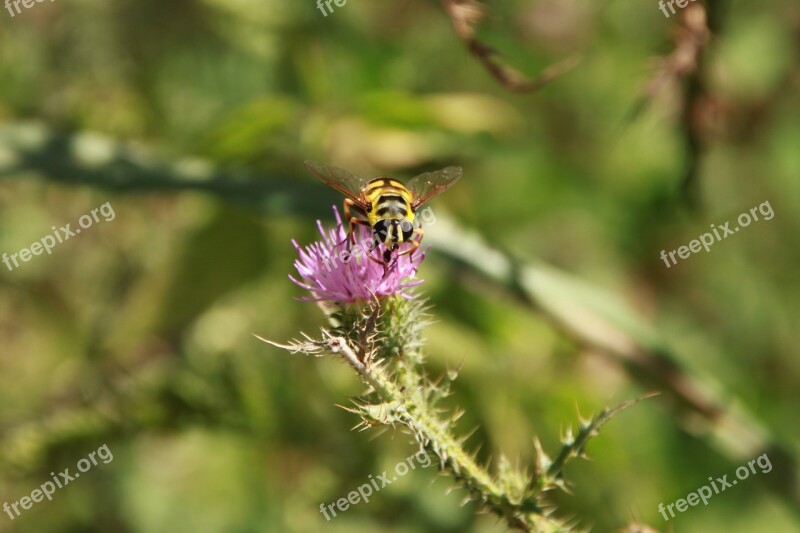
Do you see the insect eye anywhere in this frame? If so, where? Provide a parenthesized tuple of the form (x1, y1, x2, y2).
(374, 220, 390, 238)
(400, 220, 413, 240)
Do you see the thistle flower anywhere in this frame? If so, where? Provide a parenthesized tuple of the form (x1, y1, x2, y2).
(266, 201, 646, 533)
(289, 206, 426, 304)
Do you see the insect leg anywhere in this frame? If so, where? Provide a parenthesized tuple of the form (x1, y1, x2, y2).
(367, 252, 386, 267)
(343, 199, 370, 247)
(395, 238, 420, 258)
(349, 218, 372, 247)
(397, 228, 424, 259)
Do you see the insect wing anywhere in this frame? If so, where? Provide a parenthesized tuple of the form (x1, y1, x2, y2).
(304, 160, 371, 204)
(406, 166, 462, 209)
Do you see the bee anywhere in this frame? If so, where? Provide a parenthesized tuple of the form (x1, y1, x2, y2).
(304, 161, 462, 265)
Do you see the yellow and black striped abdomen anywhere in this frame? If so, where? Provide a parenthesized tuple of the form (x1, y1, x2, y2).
(364, 179, 415, 226)
(364, 178, 416, 248)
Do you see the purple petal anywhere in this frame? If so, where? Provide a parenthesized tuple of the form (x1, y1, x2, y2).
(289, 206, 426, 304)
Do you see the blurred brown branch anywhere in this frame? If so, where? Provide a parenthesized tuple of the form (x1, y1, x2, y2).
(628, 3, 722, 207)
(637, 6, 709, 112)
(441, 0, 581, 92)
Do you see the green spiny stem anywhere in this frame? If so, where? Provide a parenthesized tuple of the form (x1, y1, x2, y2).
(325, 334, 568, 532)
(539, 393, 657, 491)
(382, 295, 428, 394)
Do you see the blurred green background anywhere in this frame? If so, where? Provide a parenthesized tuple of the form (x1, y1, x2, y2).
(0, 0, 799, 531)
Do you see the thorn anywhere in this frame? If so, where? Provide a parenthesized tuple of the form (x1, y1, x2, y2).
(562, 426, 575, 445)
(460, 425, 480, 444)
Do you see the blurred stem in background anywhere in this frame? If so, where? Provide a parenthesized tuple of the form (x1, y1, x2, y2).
(440, 0, 582, 94)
